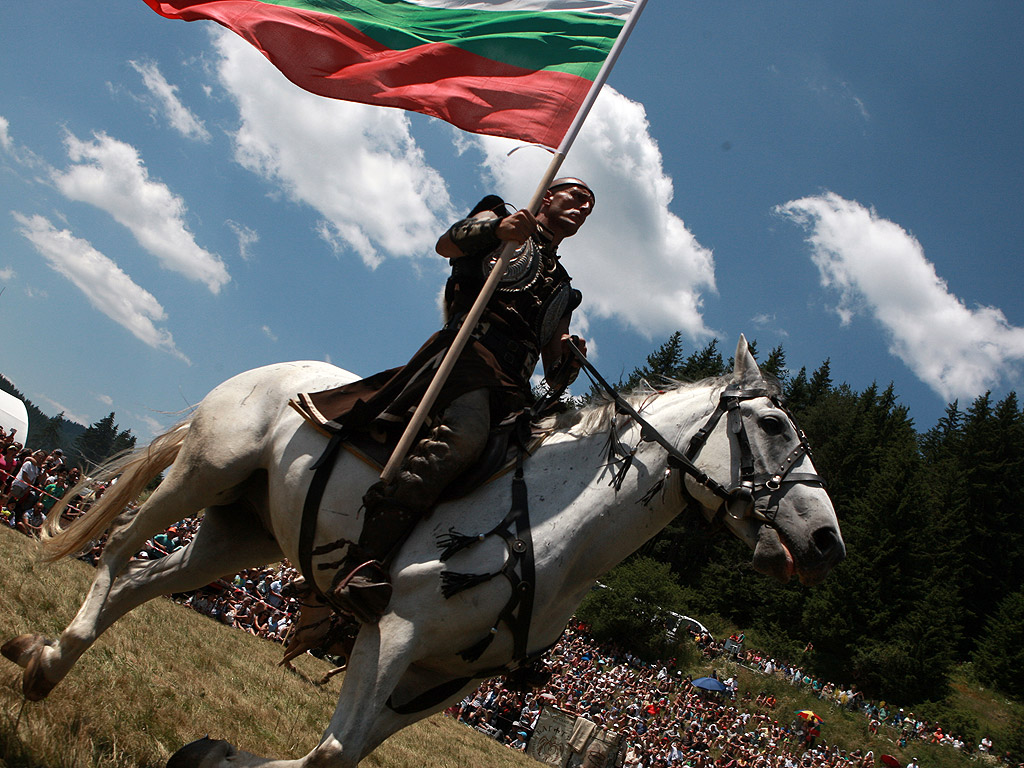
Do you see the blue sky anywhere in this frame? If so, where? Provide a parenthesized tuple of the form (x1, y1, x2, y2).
(2, 1, 1023, 442)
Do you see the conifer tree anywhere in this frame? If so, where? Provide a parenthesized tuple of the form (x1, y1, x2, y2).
(761, 345, 787, 384)
(37, 412, 65, 452)
(74, 412, 135, 469)
(973, 587, 1024, 698)
(785, 367, 810, 412)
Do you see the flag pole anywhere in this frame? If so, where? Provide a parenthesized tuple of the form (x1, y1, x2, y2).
(381, 0, 649, 483)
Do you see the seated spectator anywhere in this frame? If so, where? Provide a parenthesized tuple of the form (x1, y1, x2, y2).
(20, 500, 47, 536)
(40, 470, 69, 515)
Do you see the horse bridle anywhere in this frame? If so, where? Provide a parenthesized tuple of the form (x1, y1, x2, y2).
(566, 343, 826, 528)
(676, 385, 827, 526)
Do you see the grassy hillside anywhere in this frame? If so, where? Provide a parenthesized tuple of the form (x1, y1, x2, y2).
(0, 528, 540, 768)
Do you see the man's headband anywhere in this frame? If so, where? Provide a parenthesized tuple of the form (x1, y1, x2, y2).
(547, 177, 595, 203)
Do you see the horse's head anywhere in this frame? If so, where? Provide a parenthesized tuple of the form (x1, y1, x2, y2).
(681, 336, 845, 586)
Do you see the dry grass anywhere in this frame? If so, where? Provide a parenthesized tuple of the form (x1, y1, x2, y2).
(0, 527, 541, 767)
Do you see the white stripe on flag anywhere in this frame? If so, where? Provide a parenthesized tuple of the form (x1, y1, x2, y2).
(400, 0, 635, 19)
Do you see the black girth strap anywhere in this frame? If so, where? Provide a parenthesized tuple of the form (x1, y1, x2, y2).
(386, 676, 474, 716)
(384, 637, 560, 715)
(436, 443, 536, 664)
(298, 432, 347, 607)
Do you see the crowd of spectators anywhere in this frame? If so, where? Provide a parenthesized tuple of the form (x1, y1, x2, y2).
(733, 652, 988, 755)
(1, 422, 1014, 768)
(449, 626, 1010, 768)
(1, 425, 80, 536)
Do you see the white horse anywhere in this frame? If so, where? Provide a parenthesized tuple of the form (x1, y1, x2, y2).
(3, 336, 844, 767)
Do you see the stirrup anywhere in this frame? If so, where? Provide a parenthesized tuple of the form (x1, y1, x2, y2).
(331, 560, 393, 624)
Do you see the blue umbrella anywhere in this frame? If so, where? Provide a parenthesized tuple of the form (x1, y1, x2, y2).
(691, 676, 727, 692)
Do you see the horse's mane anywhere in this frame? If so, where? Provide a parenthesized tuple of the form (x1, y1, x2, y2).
(538, 371, 783, 438)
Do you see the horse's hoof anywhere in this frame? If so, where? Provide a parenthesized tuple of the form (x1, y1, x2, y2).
(2, 634, 53, 669)
(22, 646, 59, 701)
(167, 736, 236, 768)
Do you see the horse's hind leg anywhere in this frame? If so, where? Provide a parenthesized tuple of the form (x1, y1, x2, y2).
(8, 499, 281, 700)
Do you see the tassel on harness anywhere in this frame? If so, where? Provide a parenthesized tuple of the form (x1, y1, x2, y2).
(436, 529, 486, 562)
(441, 570, 499, 598)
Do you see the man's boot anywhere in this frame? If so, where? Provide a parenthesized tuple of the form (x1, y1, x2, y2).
(328, 488, 418, 624)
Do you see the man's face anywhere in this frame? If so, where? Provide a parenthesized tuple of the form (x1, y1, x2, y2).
(537, 184, 594, 239)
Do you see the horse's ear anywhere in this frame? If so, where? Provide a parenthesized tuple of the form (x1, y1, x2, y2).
(733, 334, 763, 387)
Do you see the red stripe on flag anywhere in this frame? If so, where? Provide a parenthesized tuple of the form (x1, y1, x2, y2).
(144, 0, 592, 147)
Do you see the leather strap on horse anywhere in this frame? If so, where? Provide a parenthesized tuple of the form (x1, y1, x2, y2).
(435, 423, 536, 664)
(565, 342, 736, 505)
(386, 675, 475, 716)
(388, 425, 538, 716)
(298, 432, 347, 608)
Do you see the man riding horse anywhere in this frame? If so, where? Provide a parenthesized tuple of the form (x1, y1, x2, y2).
(293, 178, 594, 624)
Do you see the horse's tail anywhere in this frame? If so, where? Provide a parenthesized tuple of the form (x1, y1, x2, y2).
(40, 419, 192, 561)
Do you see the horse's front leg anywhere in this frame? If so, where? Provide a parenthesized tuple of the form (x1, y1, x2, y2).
(308, 612, 419, 766)
(168, 613, 418, 768)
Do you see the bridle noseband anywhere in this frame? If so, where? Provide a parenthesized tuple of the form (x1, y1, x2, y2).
(566, 344, 826, 528)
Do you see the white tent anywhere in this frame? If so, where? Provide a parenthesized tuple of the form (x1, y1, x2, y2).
(0, 390, 29, 442)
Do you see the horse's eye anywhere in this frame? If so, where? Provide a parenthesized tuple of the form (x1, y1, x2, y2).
(759, 415, 786, 436)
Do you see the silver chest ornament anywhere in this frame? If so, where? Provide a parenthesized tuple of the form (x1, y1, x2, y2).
(482, 238, 570, 346)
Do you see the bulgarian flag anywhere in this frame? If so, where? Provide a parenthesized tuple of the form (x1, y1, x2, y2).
(143, 0, 642, 149)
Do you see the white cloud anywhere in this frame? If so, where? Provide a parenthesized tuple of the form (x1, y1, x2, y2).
(227, 219, 259, 261)
(261, 324, 278, 342)
(129, 59, 212, 142)
(13, 212, 189, 363)
(0, 115, 43, 168)
(751, 312, 788, 338)
(212, 30, 455, 269)
(806, 78, 870, 122)
(96, 393, 114, 406)
(778, 192, 1024, 401)
(0, 267, 14, 281)
(468, 87, 716, 340)
(136, 413, 167, 437)
(52, 131, 230, 293)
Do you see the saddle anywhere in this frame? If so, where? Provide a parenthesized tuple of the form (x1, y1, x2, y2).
(332, 411, 545, 501)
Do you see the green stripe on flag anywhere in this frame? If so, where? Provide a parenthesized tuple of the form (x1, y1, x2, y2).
(253, 0, 624, 77)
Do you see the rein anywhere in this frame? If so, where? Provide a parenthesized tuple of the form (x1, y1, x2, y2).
(565, 343, 826, 527)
